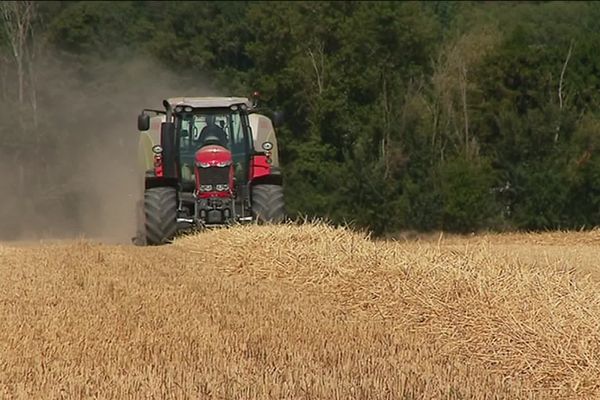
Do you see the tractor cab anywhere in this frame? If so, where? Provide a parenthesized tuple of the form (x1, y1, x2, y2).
(176, 106, 251, 193)
(134, 96, 285, 245)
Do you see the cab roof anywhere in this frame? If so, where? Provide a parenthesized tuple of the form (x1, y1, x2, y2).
(166, 97, 252, 109)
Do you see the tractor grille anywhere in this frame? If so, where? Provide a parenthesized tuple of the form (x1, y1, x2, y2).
(197, 166, 229, 186)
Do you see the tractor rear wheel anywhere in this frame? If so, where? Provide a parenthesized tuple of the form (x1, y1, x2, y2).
(252, 184, 285, 223)
(144, 186, 178, 245)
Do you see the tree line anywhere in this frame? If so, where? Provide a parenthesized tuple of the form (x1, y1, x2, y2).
(2, 1, 600, 237)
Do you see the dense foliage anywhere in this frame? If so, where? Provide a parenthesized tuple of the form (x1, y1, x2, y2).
(3, 1, 600, 235)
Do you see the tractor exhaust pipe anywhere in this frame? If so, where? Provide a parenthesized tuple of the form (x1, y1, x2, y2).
(163, 99, 172, 122)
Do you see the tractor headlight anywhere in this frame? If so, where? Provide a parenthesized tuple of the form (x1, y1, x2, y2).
(262, 141, 273, 151)
(199, 184, 213, 192)
(216, 184, 229, 192)
(152, 145, 163, 154)
(197, 162, 211, 168)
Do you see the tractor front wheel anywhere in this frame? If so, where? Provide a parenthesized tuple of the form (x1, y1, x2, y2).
(144, 186, 178, 245)
(252, 184, 285, 223)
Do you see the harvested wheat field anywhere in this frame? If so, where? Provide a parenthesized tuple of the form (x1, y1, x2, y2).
(1, 224, 600, 399)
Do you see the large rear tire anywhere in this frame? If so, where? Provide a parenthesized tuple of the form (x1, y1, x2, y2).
(252, 184, 285, 223)
(144, 187, 178, 245)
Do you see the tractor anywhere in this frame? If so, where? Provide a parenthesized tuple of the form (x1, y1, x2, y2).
(134, 95, 285, 245)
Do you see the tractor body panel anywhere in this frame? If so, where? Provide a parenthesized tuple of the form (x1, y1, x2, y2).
(249, 113, 280, 168)
(138, 115, 165, 176)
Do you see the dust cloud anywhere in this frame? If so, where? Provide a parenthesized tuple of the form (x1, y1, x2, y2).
(0, 52, 216, 243)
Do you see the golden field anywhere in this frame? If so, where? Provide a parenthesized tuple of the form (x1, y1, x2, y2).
(1, 224, 600, 399)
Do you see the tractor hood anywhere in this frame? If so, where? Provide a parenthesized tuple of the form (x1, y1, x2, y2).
(194, 144, 235, 200)
(194, 145, 233, 168)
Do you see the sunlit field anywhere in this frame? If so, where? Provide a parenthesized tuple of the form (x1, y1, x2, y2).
(1, 224, 600, 399)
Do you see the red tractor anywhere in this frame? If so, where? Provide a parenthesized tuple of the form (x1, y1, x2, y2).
(134, 96, 285, 245)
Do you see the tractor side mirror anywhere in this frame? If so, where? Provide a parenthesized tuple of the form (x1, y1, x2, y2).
(272, 111, 285, 128)
(138, 113, 150, 131)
